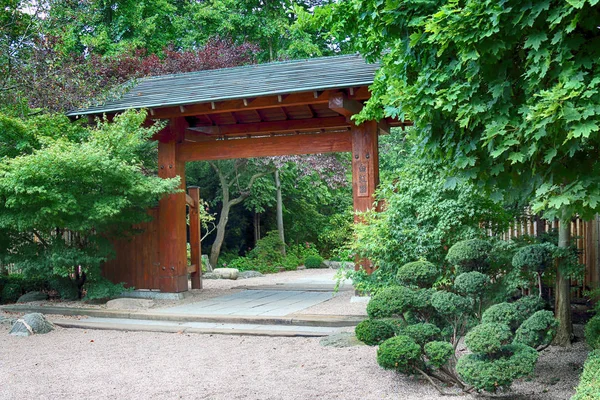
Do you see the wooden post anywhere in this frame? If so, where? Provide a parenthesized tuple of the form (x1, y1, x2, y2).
(351, 120, 379, 274)
(157, 119, 188, 293)
(188, 186, 202, 289)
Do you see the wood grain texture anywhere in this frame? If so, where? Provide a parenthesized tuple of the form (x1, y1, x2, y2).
(188, 187, 202, 290)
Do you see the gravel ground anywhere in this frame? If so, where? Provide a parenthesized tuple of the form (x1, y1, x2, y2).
(292, 290, 367, 316)
(0, 313, 588, 400)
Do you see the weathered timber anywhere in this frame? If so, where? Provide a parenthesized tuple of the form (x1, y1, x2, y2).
(188, 186, 202, 290)
(329, 92, 364, 118)
(187, 116, 351, 136)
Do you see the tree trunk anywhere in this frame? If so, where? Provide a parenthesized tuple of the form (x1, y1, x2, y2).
(553, 212, 573, 346)
(209, 201, 230, 268)
(275, 169, 285, 256)
(253, 212, 261, 245)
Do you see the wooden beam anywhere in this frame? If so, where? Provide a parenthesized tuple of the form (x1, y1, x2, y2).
(186, 116, 351, 137)
(187, 265, 198, 274)
(147, 89, 371, 120)
(188, 186, 202, 290)
(178, 131, 353, 162)
(185, 194, 195, 208)
(329, 92, 363, 118)
(378, 119, 390, 135)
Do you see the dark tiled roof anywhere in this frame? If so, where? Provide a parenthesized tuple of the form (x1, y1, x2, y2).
(66, 53, 379, 116)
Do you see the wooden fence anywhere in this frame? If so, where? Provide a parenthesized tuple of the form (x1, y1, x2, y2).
(493, 214, 600, 297)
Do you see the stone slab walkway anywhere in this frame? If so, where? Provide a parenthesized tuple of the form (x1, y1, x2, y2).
(153, 290, 335, 317)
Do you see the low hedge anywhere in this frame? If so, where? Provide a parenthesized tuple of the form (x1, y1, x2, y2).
(572, 350, 600, 400)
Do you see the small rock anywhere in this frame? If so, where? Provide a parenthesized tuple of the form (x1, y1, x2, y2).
(202, 254, 213, 272)
(106, 298, 154, 310)
(202, 272, 221, 280)
(322, 261, 354, 269)
(212, 268, 239, 280)
(296, 265, 306, 270)
(9, 313, 54, 336)
(320, 332, 363, 348)
(0, 316, 17, 326)
(238, 271, 264, 279)
(17, 291, 49, 303)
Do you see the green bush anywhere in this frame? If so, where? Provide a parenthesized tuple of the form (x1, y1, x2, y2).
(456, 344, 538, 392)
(482, 302, 522, 331)
(48, 276, 78, 300)
(377, 335, 423, 374)
(380, 318, 408, 334)
(227, 256, 258, 272)
(396, 260, 440, 288)
(572, 349, 600, 400)
(367, 286, 414, 319)
(585, 315, 600, 349)
(513, 310, 558, 349)
(1, 282, 22, 304)
(446, 239, 492, 274)
(401, 323, 441, 347)
(454, 272, 490, 296)
(83, 277, 126, 301)
(512, 244, 553, 272)
(355, 319, 396, 346)
(430, 291, 472, 316)
(514, 295, 547, 322)
(424, 341, 454, 368)
(281, 254, 300, 271)
(304, 255, 324, 269)
(465, 323, 513, 354)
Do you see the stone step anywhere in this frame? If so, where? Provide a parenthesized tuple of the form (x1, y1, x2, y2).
(52, 317, 342, 337)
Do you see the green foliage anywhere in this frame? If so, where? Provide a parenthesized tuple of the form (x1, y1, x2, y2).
(454, 272, 490, 296)
(396, 261, 440, 288)
(424, 341, 454, 369)
(248, 231, 285, 266)
(0, 274, 49, 303)
(512, 244, 555, 273)
(377, 335, 422, 374)
(83, 277, 126, 301)
(430, 291, 472, 316)
(367, 286, 414, 319)
(400, 323, 441, 347)
(48, 276, 78, 301)
(584, 316, 600, 350)
(1, 282, 21, 304)
(355, 319, 396, 346)
(572, 349, 600, 400)
(304, 255, 324, 269)
(465, 323, 513, 354)
(482, 303, 523, 331)
(457, 344, 538, 392)
(446, 239, 492, 274)
(513, 310, 559, 349)
(514, 296, 547, 322)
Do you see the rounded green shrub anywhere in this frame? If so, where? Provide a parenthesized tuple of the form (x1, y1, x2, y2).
(367, 286, 414, 319)
(456, 344, 538, 392)
(381, 318, 408, 334)
(396, 260, 440, 288)
(431, 290, 472, 316)
(454, 272, 490, 296)
(1, 282, 22, 304)
(377, 335, 423, 374)
(512, 244, 553, 272)
(355, 319, 396, 346)
(513, 310, 558, 349)
(48, 276, 79, 300)
(465, 323, 513, 354)
(401, 323, 441, 347)
(585, 315, 600, 350)
(572, 349, 600, 400)
(446, 239, 492, 273)
(513, 295, 546, 321)
(304, 255, 324, 269)
(424, 341, 454, 368)
(482, 302, 522, 330)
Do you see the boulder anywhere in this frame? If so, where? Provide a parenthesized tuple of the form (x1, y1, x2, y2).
(9, 313, 54, 336)
(106, 298, 154, 310)
(319, 332, 363, 348)
(202, 254, 213, 272)
(202, 272, 221, 280)
(0, 316, 16, 326)
(212, 268, 239, 280)
(322, 261, 354, 270)
(17, 291, 49, 303)
(238, 271, 264, 279)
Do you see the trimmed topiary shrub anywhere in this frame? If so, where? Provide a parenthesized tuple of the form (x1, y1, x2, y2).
(513, 295, 546, 322)
(304, 255, 324, 269)
(1, 282, 22, 304)
(513, 310, 558, 349)
(465, 323, 513, 354)
(355, 319, 396, 346)
(512, 244, 554, 296)
(572, 349, 600, 400)
(377, 335, 423, 374)
(424, 341, 454, 368)
(431, 291, 472, 316)
(482, 302, 522, 331)
(446, 239, 492, 274)
(454, 272, 490, 296)
(584, 315, 600, 350)
(367, 286, 414, 319)
(456, 344, 538, 392)
(401, 323, 441, 347)
(396, 261, 440, 288)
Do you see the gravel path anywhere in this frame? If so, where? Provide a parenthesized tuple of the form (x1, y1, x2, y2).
(0, 316, 588, 400)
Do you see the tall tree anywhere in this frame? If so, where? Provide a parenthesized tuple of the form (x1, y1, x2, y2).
(317, 0, 600, 345)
